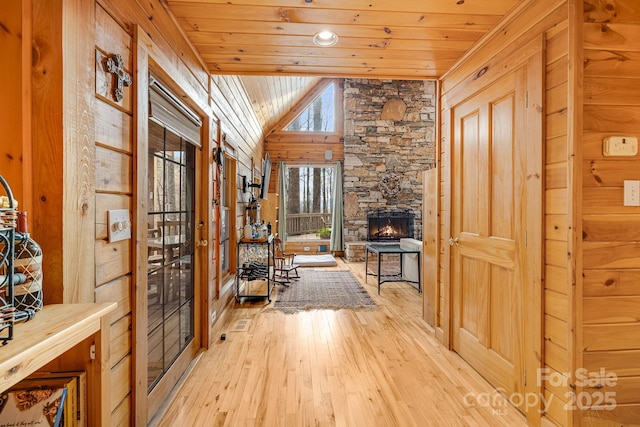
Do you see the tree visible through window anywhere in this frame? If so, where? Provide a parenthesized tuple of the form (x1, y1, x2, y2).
(285, 166, 333, 239)
(285, 83, 335, 132)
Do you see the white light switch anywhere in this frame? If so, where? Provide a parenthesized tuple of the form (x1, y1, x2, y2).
(603, 136, 638, 156)
(108, 209, 131, 242)
(624, 180, 640, 206)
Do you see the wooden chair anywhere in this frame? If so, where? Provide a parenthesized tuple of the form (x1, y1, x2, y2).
(147, 227, 164, 305)
(147, 227, 164, 268)
(273, 238, 300, 285)
(159, 219, 186, 241)
(159, 220, 184, 260)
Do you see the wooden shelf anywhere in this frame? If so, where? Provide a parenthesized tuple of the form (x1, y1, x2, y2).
(239, 235, 273, 243)
(0, 303, 117, 425)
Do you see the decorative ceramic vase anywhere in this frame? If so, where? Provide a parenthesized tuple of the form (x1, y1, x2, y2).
(13, 211, 43, 314)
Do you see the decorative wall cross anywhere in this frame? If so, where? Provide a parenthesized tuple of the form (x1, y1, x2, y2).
(104, 53, 132, 102)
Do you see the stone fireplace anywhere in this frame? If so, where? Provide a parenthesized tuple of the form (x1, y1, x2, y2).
(342, 78, 436, 250)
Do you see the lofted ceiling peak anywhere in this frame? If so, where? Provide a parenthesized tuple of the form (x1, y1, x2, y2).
(239, 75, 322, 133)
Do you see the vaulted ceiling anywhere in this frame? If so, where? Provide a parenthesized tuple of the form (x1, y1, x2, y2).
(164, 0, 527, 129)
(237, 75, 322, 132)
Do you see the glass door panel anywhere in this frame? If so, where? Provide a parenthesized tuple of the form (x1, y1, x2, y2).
(147, 119, 195, 392)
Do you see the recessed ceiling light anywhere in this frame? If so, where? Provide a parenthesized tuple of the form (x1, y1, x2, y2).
(313, 30, 339, 47)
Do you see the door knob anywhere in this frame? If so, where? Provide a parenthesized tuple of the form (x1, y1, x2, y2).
(448, 237, 460, 246)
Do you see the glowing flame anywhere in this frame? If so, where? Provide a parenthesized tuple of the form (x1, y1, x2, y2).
(380, 224, 396, 237)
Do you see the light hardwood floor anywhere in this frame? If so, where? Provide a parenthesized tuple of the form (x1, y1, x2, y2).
(158, 259, 528, 426)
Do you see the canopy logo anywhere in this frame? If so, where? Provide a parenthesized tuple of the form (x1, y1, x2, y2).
(462, 368, 617, 415)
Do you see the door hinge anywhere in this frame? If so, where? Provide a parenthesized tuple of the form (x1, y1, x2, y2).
(524, 368, 527, 387)
(525, 91, 529, 108)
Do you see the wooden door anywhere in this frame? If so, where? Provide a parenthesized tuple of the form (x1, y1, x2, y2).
(450, 66, 533, 411)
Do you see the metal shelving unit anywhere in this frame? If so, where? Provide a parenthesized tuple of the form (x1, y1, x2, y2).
(235, 235, 275, 302)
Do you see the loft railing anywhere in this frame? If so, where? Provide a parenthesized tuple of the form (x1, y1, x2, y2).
(286, 213, 331, 236)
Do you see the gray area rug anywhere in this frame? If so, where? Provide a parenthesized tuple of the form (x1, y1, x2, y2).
(272, 270, 377, 314)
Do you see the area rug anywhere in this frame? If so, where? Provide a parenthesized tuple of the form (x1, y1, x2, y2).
(272, 270, 377, 314)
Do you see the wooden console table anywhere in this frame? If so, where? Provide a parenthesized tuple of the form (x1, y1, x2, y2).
(0, 303, 117, 426)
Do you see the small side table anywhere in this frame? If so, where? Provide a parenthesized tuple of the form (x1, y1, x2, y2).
(365, 243, 421, 295)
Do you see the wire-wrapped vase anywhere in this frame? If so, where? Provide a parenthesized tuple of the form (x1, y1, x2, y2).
(13, 211, 43, 313)
(0, 175, 17, 344)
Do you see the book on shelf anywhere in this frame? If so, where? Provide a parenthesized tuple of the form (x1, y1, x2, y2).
(26, 371, 86, 427)
(0, 370, 86, 427)
(0, 378, 69, 427)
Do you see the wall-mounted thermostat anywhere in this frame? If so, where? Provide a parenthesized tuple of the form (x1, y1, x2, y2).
(603, 136, 638, 156)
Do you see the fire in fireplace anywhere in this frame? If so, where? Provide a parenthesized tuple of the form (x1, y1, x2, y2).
(367, 209, 415, 241)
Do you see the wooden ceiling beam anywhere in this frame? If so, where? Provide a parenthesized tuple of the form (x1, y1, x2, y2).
(267, 134, 344, 145)
(186, 33, 475, 51)
(196, 45, 464, 62)
(265, 145, 345, 163)
(201, 54, 455, 71)
(167, 0, 522, 16)
(168, 4, 503, 30)
(177, 18, 487, 42)
(205, 64, 444, 79)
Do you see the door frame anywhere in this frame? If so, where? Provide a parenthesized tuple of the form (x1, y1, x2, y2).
(443, 35, 544, 424)
(133, 26, 211, 425)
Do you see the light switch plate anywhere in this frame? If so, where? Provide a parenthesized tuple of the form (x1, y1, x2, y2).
(108, 209, 131, 242)
(603, 136, 638, 156)
(624, 180, 640, 206)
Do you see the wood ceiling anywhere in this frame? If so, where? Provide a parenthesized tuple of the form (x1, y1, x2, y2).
(165, 0, 526, 79)
(237, 75, 321, 132)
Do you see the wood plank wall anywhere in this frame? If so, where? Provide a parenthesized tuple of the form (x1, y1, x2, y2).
(543, 3, 575, 425)
(209, 73, 265, 302)
(580, 0, 640, 424)
(437, 89, 449, 345)
(422, 168, 438, 328)
(0, 0, 30, 213)
(440, 1, 572, 425)
(93, 4, 134, 423)
(31, 0, 87, 305)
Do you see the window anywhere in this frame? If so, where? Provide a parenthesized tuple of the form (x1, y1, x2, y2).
(220, 155, 236, 275)
(284, 166, 334, 240)
(284, 83, 336, 132)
